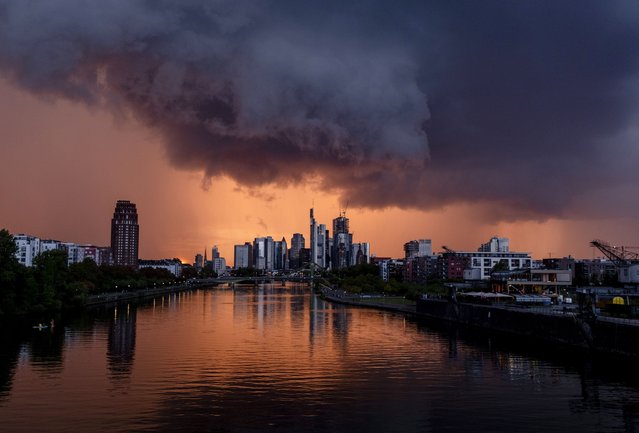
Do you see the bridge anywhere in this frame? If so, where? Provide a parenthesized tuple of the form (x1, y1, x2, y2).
(189, 275, 316, 286)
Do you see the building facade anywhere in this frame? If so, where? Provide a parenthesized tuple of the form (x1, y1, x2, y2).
(404, 239, 433, 259)
(13, 234, 40, 267)
(253, 236, 275, 271)
(310, 208, 329, 269)
(233, 243, 252, 269)
(332, 214, 352, 270)
(110, 200, 139, 267)
(138, 259, 182, 277)
(289, 233, 305, 269)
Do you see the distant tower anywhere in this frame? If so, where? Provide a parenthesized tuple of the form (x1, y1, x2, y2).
(310, 208, 318, 267)
(110, 200, 139, 267)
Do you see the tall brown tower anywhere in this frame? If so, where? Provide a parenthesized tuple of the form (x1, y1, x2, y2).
(111, 200, 139, 267)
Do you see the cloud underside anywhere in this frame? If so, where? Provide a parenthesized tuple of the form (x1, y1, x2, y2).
(1, 0, 638, 220)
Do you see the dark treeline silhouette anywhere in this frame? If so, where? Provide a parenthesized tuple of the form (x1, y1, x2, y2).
(0, 229, 176, 316)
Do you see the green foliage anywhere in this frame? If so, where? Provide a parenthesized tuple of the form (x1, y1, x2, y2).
(0, 229, 20, 315)
(491, 260, 510, 273)
(331, 263, 452, 301)
(0, 228, 179, 316)
(231, 267, 260, 277)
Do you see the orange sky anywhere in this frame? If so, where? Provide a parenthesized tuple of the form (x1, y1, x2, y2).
(1, 78, 636, 263)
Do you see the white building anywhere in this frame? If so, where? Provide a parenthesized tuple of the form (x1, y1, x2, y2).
(479, 237, 510, 253)
(138, 259, 182, 277)
(461, 251, 532, 280)
(61, 242, 81, 266)
(350, 242, 371, 265)
(40, 239, 62, 254)
(212, 257, 227, 276)
(13, 234, 40, 267)
(310, 208, 329, 269)
(14, 234, 110, 267)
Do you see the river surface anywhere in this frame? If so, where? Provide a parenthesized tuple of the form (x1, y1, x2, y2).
(1, 284, 639, 433)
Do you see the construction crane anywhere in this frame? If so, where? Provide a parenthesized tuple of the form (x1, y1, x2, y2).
(590, 239, 639, 268)
(442, 245, 456, 254)
(340, 201, 349, 218)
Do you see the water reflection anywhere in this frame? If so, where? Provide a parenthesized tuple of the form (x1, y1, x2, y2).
(107, 303, 137, 380)
(0, 323, 21, 401)
(1, 285, 639, 433)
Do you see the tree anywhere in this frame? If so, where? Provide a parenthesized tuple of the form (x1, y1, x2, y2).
(0, 229, 20, 315)
(491, 260, 510, 274)
(0, 229, 18, 266)
(33, 250, 68, 310)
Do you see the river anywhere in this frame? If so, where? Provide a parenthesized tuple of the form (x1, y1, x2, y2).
(1, 284, 638, 433)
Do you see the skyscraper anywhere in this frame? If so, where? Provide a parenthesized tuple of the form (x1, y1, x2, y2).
(253, 236, 275, 271)
(110, 200, 139, 267)
(332, 213, 352, 270)
(234, 243, 253, 269)
(309, 208, 328, 269)
(290, 233, 305, 269)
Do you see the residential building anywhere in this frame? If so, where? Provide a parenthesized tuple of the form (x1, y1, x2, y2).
(40, 239, 62, 254)
(13, 234, 40, 267)
(110, 200, 139, 267)
(138, 259, 182, 277)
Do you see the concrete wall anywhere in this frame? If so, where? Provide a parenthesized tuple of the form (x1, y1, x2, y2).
(417, 298, 639, 358)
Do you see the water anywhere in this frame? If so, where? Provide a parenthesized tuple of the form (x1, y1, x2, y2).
(1, 284, 639, 433)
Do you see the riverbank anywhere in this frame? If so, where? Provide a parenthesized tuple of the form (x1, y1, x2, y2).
(319, 286, 418, 315)
(84, 280, 213, 306)
(319, 286, 639, 359)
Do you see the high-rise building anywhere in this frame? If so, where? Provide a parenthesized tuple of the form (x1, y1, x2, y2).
(479, 237, 509, 253)
(274, 237, 288, 271)
(212, 245, 220, 259)
(253, 236, 275, 271)
(110, 200, 139, 267)
(212, 257, 227, 276)
(332, 214, 352, 270)
(309, 208, 329, 269)
(404, 239, 433, 259)
(289, 233, 305, 269)
(194, 253, 203, 269)
(351, 242, 370, 266)
(234, 243, 253, 269)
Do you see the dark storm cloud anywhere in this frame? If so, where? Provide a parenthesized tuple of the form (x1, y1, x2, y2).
(1, 0, 638, 220)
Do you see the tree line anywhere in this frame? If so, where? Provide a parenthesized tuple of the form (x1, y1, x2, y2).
(0, 229, 177, 316)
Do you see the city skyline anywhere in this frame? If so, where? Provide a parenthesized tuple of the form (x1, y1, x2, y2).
(2, 2, 639, 263)
(4, 200, 631, 265)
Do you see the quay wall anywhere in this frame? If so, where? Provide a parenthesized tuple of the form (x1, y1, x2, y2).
(85, 283, 195, 306)
(417, 299, 639, 358)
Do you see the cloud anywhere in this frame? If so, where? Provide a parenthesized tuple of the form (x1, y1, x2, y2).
(1, 0, 638, 221)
